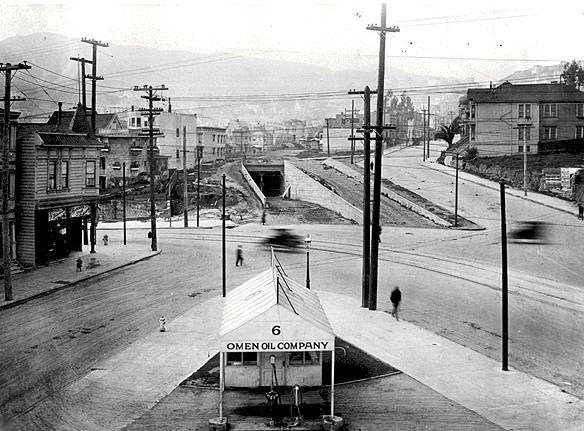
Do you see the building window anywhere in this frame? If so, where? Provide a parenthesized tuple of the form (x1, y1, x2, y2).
(518, 126, 531, 141)
(577, 126, 584, 139)
(289, 351, 320, 366)
(9, 126, 16, 151)
(176, 128, 180, 137)
(577, 103, 584, 118)
(86, 161, 96, 187)
(131, 118, 136, 127)
(518, 103, 531, 119)
(543, 103, 558, 118)
(212, 148, 216, 155)
(9, 172, 15, 198)
(48, 161, 57, 190)
(144, 120, 148, 127)
(99, 176, 107, 189)
(470, 104, 476, 119)
(213, 134, 216, 143)
(136, 117, 141, 127)
(470, 124, 476, 141)
(526, 145, 530, 153)
(226, 352, 258, 366)
(61, 161, 69, 189)
(176, 149, 180, 159)
(198, 133, 203, 144)
(100, 157, 106, 170)
(518, 145, 523, 153)
(542, 126, 557, 140)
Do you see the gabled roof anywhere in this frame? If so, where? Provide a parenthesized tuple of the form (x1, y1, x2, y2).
(220, 263, 334, 339)
(38, 132, 102, 147)
(467, 82, 584, 103)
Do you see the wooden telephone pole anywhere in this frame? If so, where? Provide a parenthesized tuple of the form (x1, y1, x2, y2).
(349, 87, 377, 308)
(133, 85, 168, 251)
(366, 3, 399, 311)
(81, 38, 108, 133)
(1, 62, 30, 301)
(69, 56, 92, 110)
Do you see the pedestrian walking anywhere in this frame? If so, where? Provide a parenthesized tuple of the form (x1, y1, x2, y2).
(76, 257, 83, 272)
(390, 286, 401, 321)
(578, 204, 583, 221)
(235, 245, 244, 267)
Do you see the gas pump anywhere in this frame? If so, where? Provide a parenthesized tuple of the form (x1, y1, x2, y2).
(265, 354, 282, 427)
(289, 384, 303, 426)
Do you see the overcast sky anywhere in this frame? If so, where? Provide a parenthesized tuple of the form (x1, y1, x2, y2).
(1, 0, 583, 80)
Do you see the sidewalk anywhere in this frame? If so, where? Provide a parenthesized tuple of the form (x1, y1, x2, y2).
(320, 292, 584, 431)
(1, 243, 160, 310)
(424, 159, 578, 217)
(12, 290, 584, 430)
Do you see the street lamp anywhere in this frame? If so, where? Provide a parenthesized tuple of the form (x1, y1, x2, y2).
(304, 234, 312, 289)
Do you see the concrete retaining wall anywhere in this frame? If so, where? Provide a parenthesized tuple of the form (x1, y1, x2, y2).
(284, 161, 363, 223)
(322, 158, 451, 227)
(240, 162, 266, 207)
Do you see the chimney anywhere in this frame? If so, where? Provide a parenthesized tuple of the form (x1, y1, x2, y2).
(168, 97, 172, 113)
(58, 102, 62, 126)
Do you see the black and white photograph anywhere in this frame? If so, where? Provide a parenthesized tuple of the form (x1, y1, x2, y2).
(0, 1, 583, 429)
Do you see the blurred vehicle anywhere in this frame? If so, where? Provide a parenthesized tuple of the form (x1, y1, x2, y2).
(508, 221, 548, 244)
(262, 228, 303, 251)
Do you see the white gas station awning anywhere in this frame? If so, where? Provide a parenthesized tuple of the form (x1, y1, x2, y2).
(220, 265, 335, 352)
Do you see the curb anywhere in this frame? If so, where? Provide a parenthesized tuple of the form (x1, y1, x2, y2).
(424, 162, 578, 217)
(0, 251, 162, 311)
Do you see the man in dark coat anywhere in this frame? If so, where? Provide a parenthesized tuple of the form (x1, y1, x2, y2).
(390, 286, 402, 321)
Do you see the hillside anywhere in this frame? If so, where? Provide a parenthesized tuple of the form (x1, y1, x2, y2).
(1, 32, 463, 122)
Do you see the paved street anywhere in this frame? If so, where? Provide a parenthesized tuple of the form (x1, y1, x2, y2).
(379, 142, 584, 287)
(1, 214, 583, 427)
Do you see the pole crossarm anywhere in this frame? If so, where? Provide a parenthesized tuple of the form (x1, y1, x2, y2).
(366, 24, 400, 34)
(82, 38, 109, 48)
(70, 57, 93, 64)
(0, 62, 31, 72)
(348, 89, 378, 95)
(0, 97, 26, 102)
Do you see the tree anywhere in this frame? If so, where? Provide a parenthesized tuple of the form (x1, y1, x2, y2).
(561, 60, 584, 89)
(434, 116, 461, 146)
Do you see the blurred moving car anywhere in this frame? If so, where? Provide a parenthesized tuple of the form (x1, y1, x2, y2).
(262, 228, 303, 251)
(508, 221, 548, 244)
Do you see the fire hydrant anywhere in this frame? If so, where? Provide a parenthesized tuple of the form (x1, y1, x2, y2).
(159, 316, 166, 332)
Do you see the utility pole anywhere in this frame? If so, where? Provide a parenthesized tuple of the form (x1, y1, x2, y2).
(422, 108, 427, 162)
(133, 84, 168, 251)
(427, 96, 431, 159)
(349, 87, 377, 308)
(69, 56, 92, 110)
(513, 124, 533, 197)
(367, 3, 399, 311)
(454, 153, 459, 227)
(197, 145, 202, 227)
(325, 118, 330, 157)
(81, 38, 108, 134)
(351, 100, 355, 163)
(183, 125, 188, 227)
(1, 62, 30, 301)
(122, 162, 127, 245)
(499, 179, 509, 371)
(222, 173, 226, 298)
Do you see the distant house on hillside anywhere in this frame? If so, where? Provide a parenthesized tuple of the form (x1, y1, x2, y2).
(459, 82, 584, 156)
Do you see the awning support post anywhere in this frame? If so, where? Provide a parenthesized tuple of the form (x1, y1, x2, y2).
(330, 348, 335, 417)
(219, 351, 224, 420)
